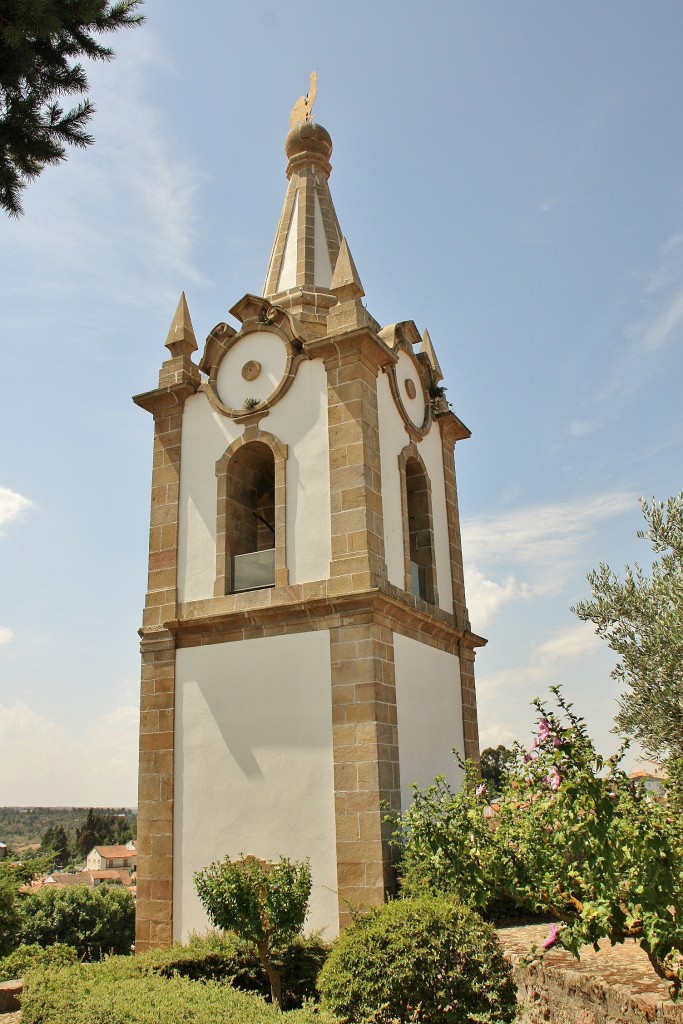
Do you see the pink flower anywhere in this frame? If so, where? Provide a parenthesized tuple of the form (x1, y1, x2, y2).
(542, 923, 563, 950)
(552, 736, 562, 749)
(475, 783, 487, 798)
(545, 766, 561, 791)
(538, 718, 550, 743)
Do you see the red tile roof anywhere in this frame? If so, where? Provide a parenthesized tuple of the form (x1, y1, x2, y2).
(90, 870, 132, 885)
(91, 845, 136, 858)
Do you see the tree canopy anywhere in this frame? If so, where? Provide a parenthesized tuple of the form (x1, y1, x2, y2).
(0, 0, 144, 216)
(195, 854, 312, 1009)
(572, 493, 683, 761)
(479, 744, 515, 797)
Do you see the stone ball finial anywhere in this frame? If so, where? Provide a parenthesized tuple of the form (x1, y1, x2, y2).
(285, 122, 333, 177)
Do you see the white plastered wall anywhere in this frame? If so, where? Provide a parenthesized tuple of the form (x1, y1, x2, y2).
(177, 395, 242, 604)
(267, 359, 331, 585)
(377, 374, 454, 614)
(174, 630, 339, 941)
(393, 632, 465, 811)
(177, 358, 331, 602)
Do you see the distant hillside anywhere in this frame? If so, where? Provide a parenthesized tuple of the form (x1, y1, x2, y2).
(0, 807, 137, 852)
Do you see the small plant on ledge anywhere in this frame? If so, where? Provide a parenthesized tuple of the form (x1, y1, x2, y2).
(243, 397, 259, 410)
(428, 381, 451, 414)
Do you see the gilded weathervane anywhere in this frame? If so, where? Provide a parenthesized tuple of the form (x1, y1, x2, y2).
(289, 71, 318, 128)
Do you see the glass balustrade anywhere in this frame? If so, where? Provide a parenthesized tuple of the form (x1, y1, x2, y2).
(410, 560, 428, 601)
(232, 548, 275, 593)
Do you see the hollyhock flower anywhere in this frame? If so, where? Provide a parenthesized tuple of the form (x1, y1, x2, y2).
(542, 923, 563, 950)
(553, 736, 562, 749)
(475, 783, 487, 798)
(538, 718, 550, 743)
(546, 766, 561, 791)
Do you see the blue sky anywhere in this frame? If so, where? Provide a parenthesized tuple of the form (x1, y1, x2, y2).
(1, 1, 682, 805)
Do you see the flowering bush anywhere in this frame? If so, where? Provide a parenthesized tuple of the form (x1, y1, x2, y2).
(396, 687, 683, 996)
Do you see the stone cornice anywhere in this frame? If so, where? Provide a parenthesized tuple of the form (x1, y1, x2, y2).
(163, 580, 486, 652)
(437, 409, 472, 445)
(306, 328, 397, 373)
(132, 380, 199, 416)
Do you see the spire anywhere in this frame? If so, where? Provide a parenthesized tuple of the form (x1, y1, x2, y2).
(330, 236, 364, 302)
(327, 236, 376, 335)
(263, 121, 342, 330)
(420, 328, 443, 383)
(165, 292, 197, 358)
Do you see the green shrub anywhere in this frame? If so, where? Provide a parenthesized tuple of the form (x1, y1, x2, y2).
(0, 942, 77, 982)
(18, 883, 135, 958)
(20, 958, 340, 1024)
(195, 854, 312, 1009)
(318, 896, 517, 1024)
(136, 930, 329, 1009)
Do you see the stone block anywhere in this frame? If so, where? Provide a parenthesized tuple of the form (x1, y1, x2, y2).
(0, 980, 22, 1012)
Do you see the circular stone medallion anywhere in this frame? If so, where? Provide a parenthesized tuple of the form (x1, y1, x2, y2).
(242, 359, 261, 381)
(215, 331, 288, 411)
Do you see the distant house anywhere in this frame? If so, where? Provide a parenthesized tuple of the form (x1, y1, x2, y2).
(86, 840, 136, 873)
(88, 869, 132, 887)
(43, 871, 93, 888)
(629, 759, 668, 796)
(44, 868, 133, 889)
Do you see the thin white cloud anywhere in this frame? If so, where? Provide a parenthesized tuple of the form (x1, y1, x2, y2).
(646, 232, 683, 292)
(480, 624, 601, 697)
(464, 569, 532, 629)
(534, 625, 601, 663)
(639, 287, 683, 352)
(3, 30, 205, 313)
(461, 492, 634, 629)
(569, 418, 601, 438)
(95, 37, 206, 288)
(0, 701, 139, 805)
(599, 231, 683, 402)
(0, 487, 33, 530)
(623, 434, 683, 467)
(476, 623, 603, 749)
(0, 627, 13, 646)
(462, 491, 634, 568)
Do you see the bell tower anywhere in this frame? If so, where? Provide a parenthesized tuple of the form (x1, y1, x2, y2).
(133, 112, 484, 951)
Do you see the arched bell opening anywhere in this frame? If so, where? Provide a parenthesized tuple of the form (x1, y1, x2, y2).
(404, 455, 437, 605)
(223, 442, 276, 593)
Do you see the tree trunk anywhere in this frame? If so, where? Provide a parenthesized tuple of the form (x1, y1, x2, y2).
(257, 940, 283, 1010)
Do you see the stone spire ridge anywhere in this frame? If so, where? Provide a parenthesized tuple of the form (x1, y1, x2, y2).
(262, 121, 343, 331)
(327, 236, 377, 336)
(330, 236, 364, 302)
(420, 328, 443, 383)
(165, 292, 197, 357)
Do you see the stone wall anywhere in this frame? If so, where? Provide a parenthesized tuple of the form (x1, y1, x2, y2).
(499, 925, 683, 1024)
